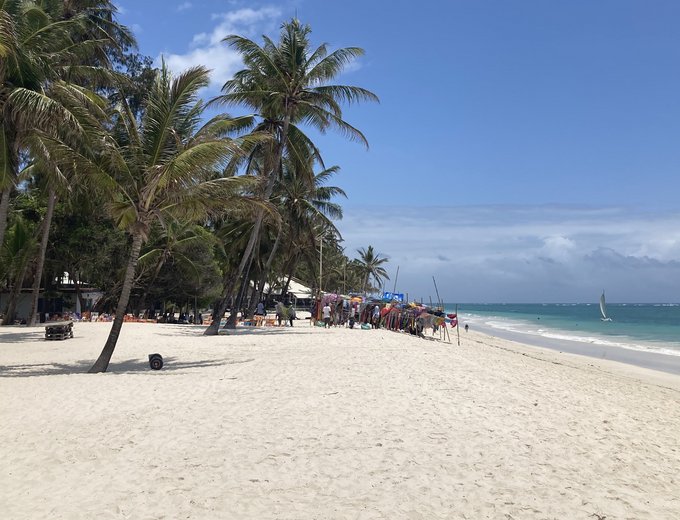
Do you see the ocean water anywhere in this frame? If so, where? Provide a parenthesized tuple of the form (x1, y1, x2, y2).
(446, 303, 680, 358)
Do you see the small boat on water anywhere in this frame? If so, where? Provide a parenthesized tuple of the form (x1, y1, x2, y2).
(600, 291, 613, 322)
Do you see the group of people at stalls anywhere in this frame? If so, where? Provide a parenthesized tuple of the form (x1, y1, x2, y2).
(312, 293, 457, 336)
(312, 294, 363, 328)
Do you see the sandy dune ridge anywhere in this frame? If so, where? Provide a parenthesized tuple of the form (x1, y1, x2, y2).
(1, 322, 679, 519)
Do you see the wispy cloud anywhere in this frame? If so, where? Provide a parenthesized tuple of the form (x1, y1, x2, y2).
(176, 2, 193, 12)
(160, 6, 282, 91)
(337, 205, 680, 302)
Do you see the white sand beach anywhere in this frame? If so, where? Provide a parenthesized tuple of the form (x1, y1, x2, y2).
(1, 321, 679, 519)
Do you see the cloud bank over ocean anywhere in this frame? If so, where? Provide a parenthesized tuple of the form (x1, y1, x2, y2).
(339, 205, 680, 303)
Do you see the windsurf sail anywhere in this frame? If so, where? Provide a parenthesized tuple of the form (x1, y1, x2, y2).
(600, 291, 612, 321)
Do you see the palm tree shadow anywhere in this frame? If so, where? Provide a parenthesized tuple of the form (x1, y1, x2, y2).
(110, 356, 254, 373)
(216, 327, 315, 336)
(0, 359, 94, 377)
(153, 327, 314, 338)
(0, 356, 254, 378)
(0, 330, 48, 343)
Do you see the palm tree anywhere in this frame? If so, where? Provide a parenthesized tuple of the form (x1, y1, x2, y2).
(1, 1, 132, 326)
(0, 215, 36, 324)
(277, 163, 345, 296)
(356, 245, 389, 294)
(204, 18, 378, 334)
(134, 220, 206, 317)
(0, 0, 130, 249)
(43, 63, 262, 372)
(24, 167, 59, 326)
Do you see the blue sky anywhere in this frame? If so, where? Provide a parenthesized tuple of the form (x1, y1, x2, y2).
(115, 0, 680, 302)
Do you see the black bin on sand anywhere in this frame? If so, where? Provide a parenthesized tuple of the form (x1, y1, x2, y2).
(148, 353, 163, 370)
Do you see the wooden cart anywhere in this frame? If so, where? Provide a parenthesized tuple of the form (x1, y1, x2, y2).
(45, 321, 74, 341)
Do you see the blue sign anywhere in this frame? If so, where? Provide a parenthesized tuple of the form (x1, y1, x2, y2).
(383, 292, 404, 302)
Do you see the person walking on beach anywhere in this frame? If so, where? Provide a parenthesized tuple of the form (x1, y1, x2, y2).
(372, 304, 381, 329)
(465, 323, 469, 332)
(275, 302, 284, 326)
(288, 303, 296, 327)
(322, 303, 331, 328)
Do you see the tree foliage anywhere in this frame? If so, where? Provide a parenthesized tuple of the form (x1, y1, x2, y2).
(0, 9, 386, 372)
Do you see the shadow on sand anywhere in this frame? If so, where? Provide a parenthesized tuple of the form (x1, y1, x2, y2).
(0, 356, 254, 378)
(0, 330, 48, 343)
(152, 325, 314, 338)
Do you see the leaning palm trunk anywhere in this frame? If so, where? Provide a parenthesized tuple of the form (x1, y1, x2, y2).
(205, 205, 268, 333)
(0, 188, 10, 249)
(224, 237, 259, 328)
(73, 271, 86, 315)
(2, 260, 30, 326)
(27, 188, 57, 326)
(253, 227, 283, 311)
(246, 274, 261, 318)
(205, 116, 291, 335)
(89, 232, 144, 373)
(281, 271, 295, 299)
(134, 254, 167, 317)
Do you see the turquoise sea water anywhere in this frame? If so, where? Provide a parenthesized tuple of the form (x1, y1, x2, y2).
(445, 303, 680, 357)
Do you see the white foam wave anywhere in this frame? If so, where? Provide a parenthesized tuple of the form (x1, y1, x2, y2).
(461, 313, 680, 358)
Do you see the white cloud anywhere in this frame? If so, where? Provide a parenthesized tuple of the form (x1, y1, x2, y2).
(159, 6, 282, 92)
(163, 45, 242, 89)
(337, 205, 680, 302)
(177, 2, 193, 12)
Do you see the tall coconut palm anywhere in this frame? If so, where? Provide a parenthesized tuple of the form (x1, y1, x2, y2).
(1, 1, 131, 326)
(204, 18, 378, 335)
(277, 163, 345, 295)
(24, 168, 59, 326)
(42, 63, 263, 372)
(356, 245, 389, 294)
(0, 0, 130, 249)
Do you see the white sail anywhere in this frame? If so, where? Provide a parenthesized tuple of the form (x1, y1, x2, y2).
(600, 291, 612, 321)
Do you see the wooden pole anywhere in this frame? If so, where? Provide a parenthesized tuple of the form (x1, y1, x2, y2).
(456, 304, 460, 346)
(392, 265, 400, 293)
(432, 276, 442, 308)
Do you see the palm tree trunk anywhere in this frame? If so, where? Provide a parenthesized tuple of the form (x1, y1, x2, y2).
(246, 275, 260, 318)
(135, 254, 166, 317)
(281, 271, 294, 299)
(89, 231, 144, 373)
(205, 218, 263, 334)
(0, 188, 10, 250)
(250, 226, 283, 313)
(2, 260, 30, 326)
(205, 112, 292, 336)
(73, 271, 85, 315)
(27, 188, 57, 326)
(224, 238, 259, 328)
